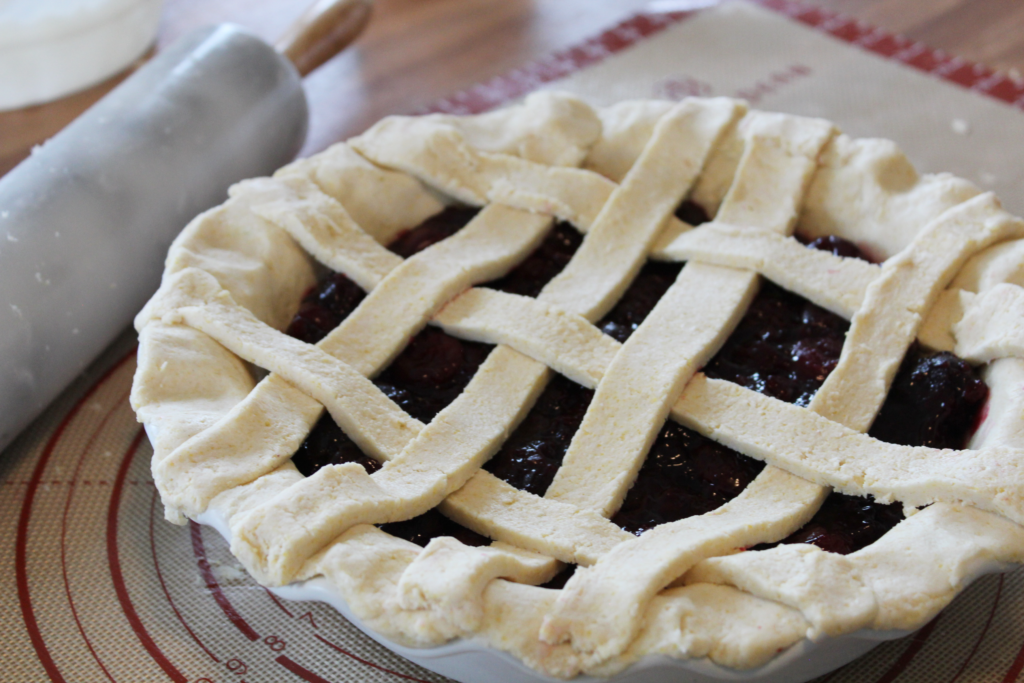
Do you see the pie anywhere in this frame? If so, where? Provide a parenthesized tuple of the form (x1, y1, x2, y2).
(131, 92, 1024, 679)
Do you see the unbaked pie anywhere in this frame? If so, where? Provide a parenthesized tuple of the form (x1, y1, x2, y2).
(131, 92, 1024, 679)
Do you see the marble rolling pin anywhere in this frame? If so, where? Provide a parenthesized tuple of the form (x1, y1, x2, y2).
(0, 0, 372, 452)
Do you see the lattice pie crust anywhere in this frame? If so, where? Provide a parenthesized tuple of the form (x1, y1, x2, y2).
(132, 93, 1024, 678)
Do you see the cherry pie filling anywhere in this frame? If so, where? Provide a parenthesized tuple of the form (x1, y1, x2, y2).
(287, 203, 988, 565)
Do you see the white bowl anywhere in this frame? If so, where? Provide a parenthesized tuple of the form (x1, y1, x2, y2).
(0, 0, 164, 110)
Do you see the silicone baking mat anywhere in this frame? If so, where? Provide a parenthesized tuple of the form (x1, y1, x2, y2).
(4, 2, 1024, 681)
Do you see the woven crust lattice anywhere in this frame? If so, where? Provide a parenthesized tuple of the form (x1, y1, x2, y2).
(132, 92, 1024, 678)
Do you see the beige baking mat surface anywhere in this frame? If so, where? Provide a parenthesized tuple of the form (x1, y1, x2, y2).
(4, 2, 1024, 682)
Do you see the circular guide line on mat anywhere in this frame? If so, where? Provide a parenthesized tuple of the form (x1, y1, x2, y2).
(61, 383, 134, 683)
(874, 616, 942, 683)
(1002, 619, 1024, 683)
(266, 586, 297, 617)
(276, 653, 336, 683)
(107, 427, 189, 683)
(189, 517, 444, 682)
(313, 633, 436, 683)
(149, 490, 222, 664)
(189, 521, 262, 642)
(949, 575, 1004, 683)
(15, 350, 137, 683)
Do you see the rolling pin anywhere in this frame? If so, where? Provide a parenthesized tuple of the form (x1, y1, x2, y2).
(0, 0, 372, 453)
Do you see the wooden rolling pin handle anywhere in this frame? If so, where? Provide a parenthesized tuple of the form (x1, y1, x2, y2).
(276, 0, 373, 77)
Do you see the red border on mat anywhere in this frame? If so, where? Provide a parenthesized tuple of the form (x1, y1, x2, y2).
(422, 0, 1024, 118)
(264, 587, 296, 618)
(1003, 632, 1024, 683)
(758, 0, 1024, 109)
(275, 654, 336, 683)
(950, 575, 1004, 683)
(420, 10, 696, 115)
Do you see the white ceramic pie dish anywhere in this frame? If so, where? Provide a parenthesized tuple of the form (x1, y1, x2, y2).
(191, 497, 925, 683)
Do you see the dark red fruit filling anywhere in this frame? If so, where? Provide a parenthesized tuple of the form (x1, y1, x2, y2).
(676, 199, 711, 226)
(375, 329, 493, 424)
(803, 234, 869, 260)
(614, 232, 988, 551)
(287, 201, 988, 557)
(483, 228, 700, 494)
(774, 493, 904, 555)
(868, 344, 988, 449)
(754, 343, 988, 555)
(612, 237, 855, 535)
(291, 419, 490, 546)
(484, 375, 594, 496)
(540, 563, 577, 590)
(703, 282, 849, 407)
(388, 206, 481, 258)
(598, 262, 684, 344)
(286, 273, 366, 345)
(292, 414, 381, 478)
(611, 421, 766, 535)
(486, 222, 582, 298)
(379, 510, 489, 548)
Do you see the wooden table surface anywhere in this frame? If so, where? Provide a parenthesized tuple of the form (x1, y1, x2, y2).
(2, 0, 1024, 176)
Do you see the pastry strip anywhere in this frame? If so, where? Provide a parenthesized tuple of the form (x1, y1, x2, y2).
(542, 112, 838, 661)
(417, 136, 1024, 663)
(227, 206, 554, 583)
(954, 282, 1024, 363)
(437, 102, 747, 565)
(685, 544, 877, 640)
(537, 98, 745, 320)
(274, 142, 445, 245)
(232, 346, 550, 584)
(658, 222, 880, 318)
(436, 287, 1024, 524)
(318, 203, 552, 375)
(152, 203, 550, 519)
(397, 538, 561, 634)
(676, 375, 1024, 524)
(235, 128, 736, 576)
(844, 502, 1024, 630)
(811, 192, 1024, 432)
(544, 468, 826, 662)
(392, 103, 745, 593)
(159, 268, 423, 461)
(543, 100, 754, 515)
(438, 473, 632, 565)
(154, 98, 611, 524)
(245, 175, 402, 291)
(543, 263, 757, 514)
(682, 193, 1024, 637)
(296, 516, 808, 675)
(434, 288, 619, 389)
(350, 99, 721, 242)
